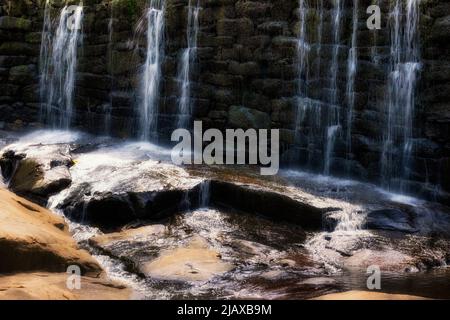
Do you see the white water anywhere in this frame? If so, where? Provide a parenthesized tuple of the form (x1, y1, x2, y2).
(40, 3, 83, 129)
(296, 0, 309, 99)
(382, 0, 421, 191)
(199, 180, 210, 208)
(324, 0, 343, 175)
(176, 0, 201, 129)
(314, 0, 324, 79)
(345, 0, 358, 170)
(104, 2, 114, 134)
(324, 124, 340, 175)
(137, 0, 165, 140)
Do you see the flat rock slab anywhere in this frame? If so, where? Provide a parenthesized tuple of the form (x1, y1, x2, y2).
(343, 249, 415, 272)
(141, 236, 233, 282)
(0, 273, 131, 300)
(312, 290, 430, 300)
(91, 224, 167, 247)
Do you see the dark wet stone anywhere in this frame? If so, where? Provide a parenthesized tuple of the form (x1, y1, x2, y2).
(365, 209, 418, 233)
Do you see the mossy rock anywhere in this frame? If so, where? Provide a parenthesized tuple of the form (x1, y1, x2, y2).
(0, 16, 31, 31)
(0, 42, 36, 56)
(24, 32, 42, 44)
(228, 105, 271, 129)
(107, 49, 139, 75)
(8, 64, 36, 85)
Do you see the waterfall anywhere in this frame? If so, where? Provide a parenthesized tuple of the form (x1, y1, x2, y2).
(314, 0, 324, 79)
(323, 0, 343, 175)
(199, 181, 210, 208)
(293, 0, 310, 149)
(39, 0, 52, 115)
(39, 3, 84, 129)
(296, 0, 309, 99)
(382, 0, 421, 191)
(137, 0, 165, 141)
(104, 2, 114, 135)
(345, 0, 358, 170)
(176, 0, 201, 129)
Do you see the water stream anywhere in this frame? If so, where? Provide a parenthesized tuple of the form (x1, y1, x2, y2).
(382, 0, 421, 192)
(176, 0, 201, 129)
(39, 3, 84, 129)
(137, 0, 165, 140)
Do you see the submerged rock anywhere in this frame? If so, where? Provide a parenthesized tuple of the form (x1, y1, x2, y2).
(141, 236, 233, 282)
(343, 249, 416, 273)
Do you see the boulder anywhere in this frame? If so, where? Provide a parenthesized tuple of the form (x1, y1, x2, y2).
(0, 187, 101, 275)
(141, 236, 233, 282)
(0, 273, 131, 300)
(0, 145, 72, 200)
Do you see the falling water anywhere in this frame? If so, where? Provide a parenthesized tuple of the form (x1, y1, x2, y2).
(323, 0, 343, 175)
(314, 0, 324, 79)
(371, 0, 381, 64)
(199, 180, 210, 208)
(104, 2, 114, 135)
(296, 0, 309, 99)
(176, 0, 201, 129)
(137, 0, 165, 141)
(39, 0, 52, 113)
(40, 3, 84, 129)
(345, 0, 358, 170)
(293, 0, 310, 149)
(382, 0, 421, 191)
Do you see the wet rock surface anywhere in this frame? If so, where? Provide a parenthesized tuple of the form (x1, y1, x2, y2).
(1, 130, 450, 299)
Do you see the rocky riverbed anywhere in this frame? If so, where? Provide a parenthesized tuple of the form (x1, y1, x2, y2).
(1, 129, 450, 299)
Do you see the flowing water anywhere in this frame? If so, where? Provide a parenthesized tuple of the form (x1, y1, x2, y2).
(6, 0, 448, 300)
(382, 0, 421, 192)
(324, 0, 343, 175)
(1, 130, 450, 299)
(137, 0, 165, 140)
(104, 2, 115, 135)
(176, 0, 201, 129)
(345, 0, 358, 171)
(39, 3, 83, 129)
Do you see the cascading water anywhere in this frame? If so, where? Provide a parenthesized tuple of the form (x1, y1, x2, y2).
(104, 2, 114, 135)
(39, 3, 83, 129)
(323, 0, 343, 175)
(382, 0, 421, 192)
(176, 0, 201, 129)
(199, 180, 210, 208)
(294, 0, 326, 169)
(314, 0, 324, 79)
(39, 0, 52, 114)
(345, 0, 359, 171)
(137, 0, 165, 141)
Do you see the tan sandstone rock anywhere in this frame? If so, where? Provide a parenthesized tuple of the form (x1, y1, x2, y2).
(0, 187, 101, 275)
(312, 290, 430, 300)
(0, 272, 131, 300)
(141, 236, 233, 282)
